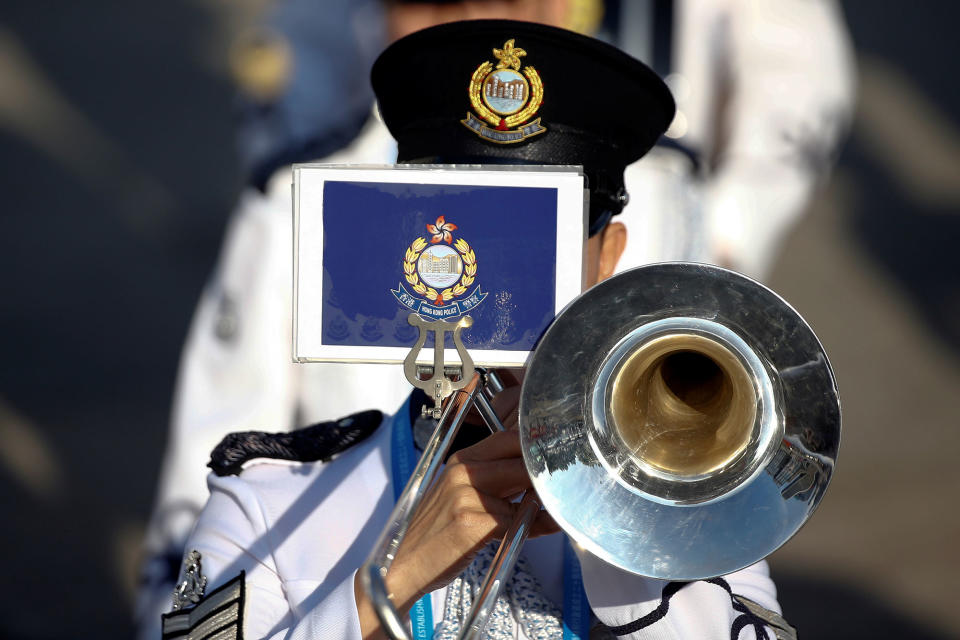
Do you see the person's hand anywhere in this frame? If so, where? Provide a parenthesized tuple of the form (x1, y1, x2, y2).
(388, 427, 559, 610)
(355, 379, 559, 639)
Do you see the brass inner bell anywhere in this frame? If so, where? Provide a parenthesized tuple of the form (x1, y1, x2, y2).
(609, 334, 758, 477)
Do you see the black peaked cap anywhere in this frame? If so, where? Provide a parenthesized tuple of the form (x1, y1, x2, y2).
(371, 20, 675, 229)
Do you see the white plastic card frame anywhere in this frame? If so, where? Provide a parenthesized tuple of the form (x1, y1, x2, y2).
(293, 164, 587, 367)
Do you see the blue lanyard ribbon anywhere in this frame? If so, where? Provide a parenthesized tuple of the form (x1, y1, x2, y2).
(391, 397, 435, 640)
(562, 538, 590, 640)
(390, 397, 591, 640)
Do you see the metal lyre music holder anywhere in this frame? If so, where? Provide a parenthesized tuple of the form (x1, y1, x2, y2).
(402, 314, 476, 419)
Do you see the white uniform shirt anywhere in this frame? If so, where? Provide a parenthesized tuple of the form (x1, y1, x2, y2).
(177, 405, 782, 639)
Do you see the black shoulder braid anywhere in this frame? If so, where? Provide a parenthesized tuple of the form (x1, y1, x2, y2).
(208, 410, 383, 476)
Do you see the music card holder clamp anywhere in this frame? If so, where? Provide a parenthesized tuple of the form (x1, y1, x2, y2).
(403, 315, 474, 419)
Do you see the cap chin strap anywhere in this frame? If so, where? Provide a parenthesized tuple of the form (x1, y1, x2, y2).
(588, 209, 614, 237)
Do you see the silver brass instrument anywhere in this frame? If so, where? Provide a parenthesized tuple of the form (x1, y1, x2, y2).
(362, 262, 841, 640)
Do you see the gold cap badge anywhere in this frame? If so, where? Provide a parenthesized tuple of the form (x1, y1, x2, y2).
(461, 39, 546, 144)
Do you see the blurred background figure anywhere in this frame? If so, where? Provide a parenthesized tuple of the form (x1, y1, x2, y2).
(2, 0, 959, 638)
(141, 0, 853, 635)
(230, 0, 385, 192)
(607, 0, 855, 279)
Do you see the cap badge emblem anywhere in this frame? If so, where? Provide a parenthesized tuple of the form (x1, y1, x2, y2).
(391, 215, 487, 319)
(462, 38, 546, 144)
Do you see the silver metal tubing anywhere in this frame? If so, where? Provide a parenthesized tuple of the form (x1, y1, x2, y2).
(362, 376, 485, 640)
(474, 369, 507, 433)
(474, 392, 506, 433)
(482, 369, 506, 399)
(461, 491, 542, 640)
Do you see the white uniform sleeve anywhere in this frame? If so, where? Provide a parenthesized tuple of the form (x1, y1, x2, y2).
(703, 0, 856, 278)
(180, 473, 365, 640)
(138, 116, 404, 637)
(137, 188, 299, 638)
(577, 548, 781, 639)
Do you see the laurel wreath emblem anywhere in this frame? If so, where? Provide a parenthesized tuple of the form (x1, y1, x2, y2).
(468, 60, 544, 129)
(403, 236, 477, 306)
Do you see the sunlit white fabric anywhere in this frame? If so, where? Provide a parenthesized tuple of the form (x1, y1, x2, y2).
(176, 409, 779, 639)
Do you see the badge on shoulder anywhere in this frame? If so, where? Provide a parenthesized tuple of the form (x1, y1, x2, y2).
(162, 551, 245, 640)
(172, 550, 207, 611)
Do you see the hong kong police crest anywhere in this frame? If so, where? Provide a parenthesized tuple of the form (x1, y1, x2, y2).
(461, 38, 546, 144)
(391, 216, 487, 319)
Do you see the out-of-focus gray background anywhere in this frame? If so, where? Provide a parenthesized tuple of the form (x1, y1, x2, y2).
(1, 1, 957, 638)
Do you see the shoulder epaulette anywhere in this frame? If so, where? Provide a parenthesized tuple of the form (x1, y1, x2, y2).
(208, 409, 383, 477)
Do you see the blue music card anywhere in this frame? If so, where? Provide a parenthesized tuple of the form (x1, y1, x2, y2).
(294, 166, 585, 366)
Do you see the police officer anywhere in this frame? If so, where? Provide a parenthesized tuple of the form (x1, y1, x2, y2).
(160, 20, 792, 640)
(140, 3, 853, 636)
